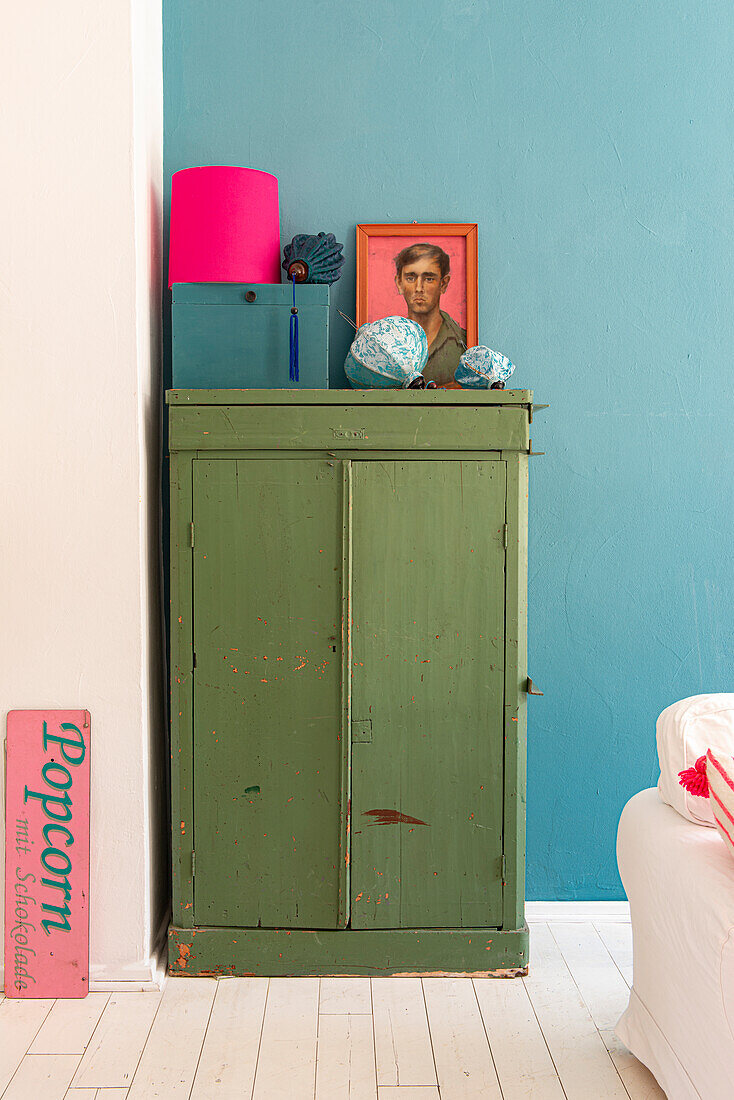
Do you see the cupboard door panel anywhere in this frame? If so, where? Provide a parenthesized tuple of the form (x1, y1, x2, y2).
(192, 459, 343, 928)
(350, 461, 506, 929)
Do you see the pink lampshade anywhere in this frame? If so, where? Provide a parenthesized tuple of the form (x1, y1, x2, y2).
(168, 165, 281, 287)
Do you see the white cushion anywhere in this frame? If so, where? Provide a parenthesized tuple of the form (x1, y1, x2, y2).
(707, 748, 734, 857)
(656, 694, 734, 826)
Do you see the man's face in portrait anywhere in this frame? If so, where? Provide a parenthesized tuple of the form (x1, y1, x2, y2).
(395, 255, 450, 316)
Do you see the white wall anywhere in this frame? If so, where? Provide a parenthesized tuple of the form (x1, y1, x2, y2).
(0, 0, 165, 984)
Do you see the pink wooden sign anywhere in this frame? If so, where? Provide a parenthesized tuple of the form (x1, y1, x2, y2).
(4, 710, 90, 998)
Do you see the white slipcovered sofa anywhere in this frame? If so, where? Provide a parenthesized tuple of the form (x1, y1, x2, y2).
(616, 695, 734, 1100)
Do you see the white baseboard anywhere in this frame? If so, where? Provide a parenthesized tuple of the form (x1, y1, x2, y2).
(88, 907, 171, 991)
(1, 962, 163, 995)
(526, 901, 630, 923)
(88, 976, 163, 992)
(88, 960, 162, 992)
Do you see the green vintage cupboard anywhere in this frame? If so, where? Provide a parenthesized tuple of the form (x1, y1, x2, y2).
(167, 389, 537, 976)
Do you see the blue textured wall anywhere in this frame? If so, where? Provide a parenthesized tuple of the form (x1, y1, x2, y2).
(164, 0, 734, 898)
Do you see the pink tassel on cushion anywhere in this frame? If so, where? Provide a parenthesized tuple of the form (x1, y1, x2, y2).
(678, 754, 710, 798)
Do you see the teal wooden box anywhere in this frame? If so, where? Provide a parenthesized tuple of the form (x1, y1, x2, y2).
(171, 283, 329, 389)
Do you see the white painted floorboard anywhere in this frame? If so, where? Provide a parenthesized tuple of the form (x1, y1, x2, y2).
(474, 974, 565, 1099)
(548, 921, 631, 1031)
(422, 978, 502, 1099)
(371, 978, 436, 1088)
(378, 1089, 441, 1099)
(125, 977, 216, 1100)
(71, 991, 161, 1090)
(66, 1090, 127, 1099)
(2, 1054, 78, 1100)
(0, 921, 669, 1100)
(319, 976, 372, 1015)
(596, 922, 635, 987)
(29, 994, 109, 1055)
(315, 1012, 377, 1099)
(189, 975, 268, 1100)
(0, 997, 54, 1095)
(251, 977, 319, 1099)
(524, 923, 630, 1100)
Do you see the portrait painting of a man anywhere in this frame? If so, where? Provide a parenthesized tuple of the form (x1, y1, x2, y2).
(393, 243, 466, 385)
(356, 224, 478, 387)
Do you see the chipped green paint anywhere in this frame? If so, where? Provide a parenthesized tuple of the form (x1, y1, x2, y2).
(168, 924, 529, 978)
(169, 391, 532, 974)
(350, 459, 506, 931)
(192, 458, 343, 929)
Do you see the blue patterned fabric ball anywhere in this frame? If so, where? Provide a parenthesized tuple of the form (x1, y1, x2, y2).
(344, 316, 428, 389)
(455, 345, 515, 388)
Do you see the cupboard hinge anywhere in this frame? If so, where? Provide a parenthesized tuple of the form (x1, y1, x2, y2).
(501, 853, 506, 883)
(503, 523, 508, 550)
(189, 522, 195, 548)
(191, 850, 196, 877)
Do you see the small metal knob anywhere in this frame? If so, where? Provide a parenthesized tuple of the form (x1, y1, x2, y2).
(245, 290, 257, 302)
(287, 260, 309, 283)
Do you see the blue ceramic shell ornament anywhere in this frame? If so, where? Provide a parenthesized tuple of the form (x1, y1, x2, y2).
(344, 316, 429, 389)
(455, 345, 516, 389)
(282, 232, 345, 284)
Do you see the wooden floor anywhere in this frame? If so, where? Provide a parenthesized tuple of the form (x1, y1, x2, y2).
(0, 921, 666, 1099)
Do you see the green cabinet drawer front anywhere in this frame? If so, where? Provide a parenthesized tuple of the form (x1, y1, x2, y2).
(350, 460, 507, 929)
(191, 459, 344, 929)
(169, 404, 529, 452)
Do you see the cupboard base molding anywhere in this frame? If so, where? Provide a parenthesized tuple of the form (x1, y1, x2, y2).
(168, 924, 529, 978)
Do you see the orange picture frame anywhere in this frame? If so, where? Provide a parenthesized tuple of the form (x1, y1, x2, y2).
(355, 223, 478, 348)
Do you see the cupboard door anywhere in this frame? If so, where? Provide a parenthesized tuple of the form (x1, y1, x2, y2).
(350, 461, 506, 929)
(192, 459, 344, 928)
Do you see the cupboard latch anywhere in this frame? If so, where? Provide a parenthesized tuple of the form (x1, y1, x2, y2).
(189, 522, 195, 548)
(191, 850, 196, 877)
(501, 853, 506, 883)
(503, 523, 508, 550)
(352, 719, 373, 744)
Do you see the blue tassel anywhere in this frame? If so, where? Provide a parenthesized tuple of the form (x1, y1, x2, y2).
(289, 274, 299, 383)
